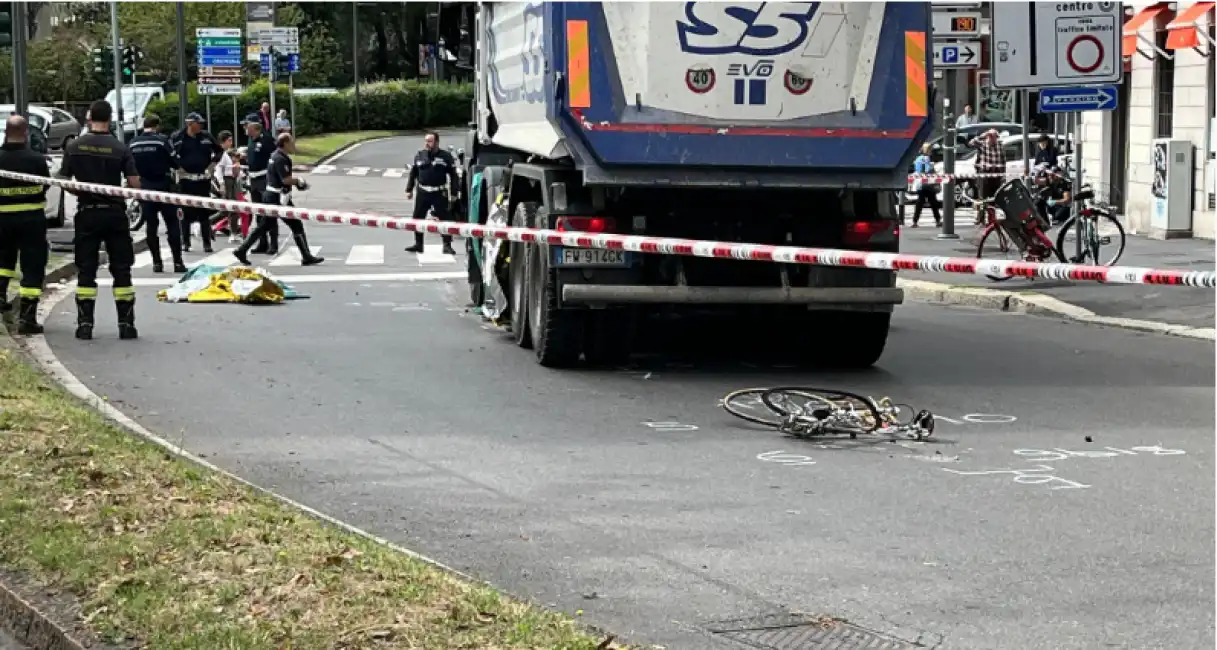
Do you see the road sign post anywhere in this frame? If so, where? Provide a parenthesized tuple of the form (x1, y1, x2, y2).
(196, 28, 244, 97)
(990, 2, 1124, 90)
(251, 27, 298, 129)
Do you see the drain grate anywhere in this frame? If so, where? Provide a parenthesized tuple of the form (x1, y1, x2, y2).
(707, 613, 924, 650)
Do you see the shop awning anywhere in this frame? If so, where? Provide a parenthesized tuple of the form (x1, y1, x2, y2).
(1165, 1, 1215, 50)
(1123, 2, 1172, 57)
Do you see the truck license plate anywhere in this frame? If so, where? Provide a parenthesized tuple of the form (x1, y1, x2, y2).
(553, 247, 629, 267)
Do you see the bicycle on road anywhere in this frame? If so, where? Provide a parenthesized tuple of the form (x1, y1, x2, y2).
(720, 387, 935, 441)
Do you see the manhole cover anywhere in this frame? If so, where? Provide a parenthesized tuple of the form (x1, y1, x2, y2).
(707, 614, 923, 650)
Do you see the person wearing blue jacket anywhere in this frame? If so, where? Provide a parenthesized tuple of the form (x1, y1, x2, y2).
(911, 143, 941, 227)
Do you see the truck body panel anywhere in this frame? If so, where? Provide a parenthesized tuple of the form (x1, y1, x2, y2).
(480, 1, 932, 186)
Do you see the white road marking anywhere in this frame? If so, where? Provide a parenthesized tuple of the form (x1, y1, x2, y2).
(344, 244, 385, 265)
(131, 248, 169, 269)
(322, 140, 366, 164)
(95, 271, 466, 286)
(311, 164, 336, 174)
(269, 245, 322, 266)
(197, 248, 239, 267)
(417, 248, 457, 266)
(346, 166, 370, 176)
(384, 168, 407, 178)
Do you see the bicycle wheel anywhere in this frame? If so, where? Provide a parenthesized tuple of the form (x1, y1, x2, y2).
(975, 224, 1017, 282)
(760, 387, 882, 434)
(721, 388, 786, 428)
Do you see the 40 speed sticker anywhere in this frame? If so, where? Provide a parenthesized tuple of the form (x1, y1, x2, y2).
(686, 64, 716, 94)
(784, 67, 812, 95)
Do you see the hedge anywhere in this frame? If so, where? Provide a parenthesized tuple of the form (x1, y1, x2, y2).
(144, 79, 473, 139)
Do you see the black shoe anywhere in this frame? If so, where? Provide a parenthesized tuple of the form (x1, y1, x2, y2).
(405, 244, 423, 253)
(116, 300, 138, 340)
(182, 245, 192, 253)
(173, 260, 188, 274)
(250, 245, 269, 255)
(202, 247, 214, 254)
(293, 233, 324, 266)
(74, 298, 94, 340)
(442, 243, 457, 255)
(15, 297, 42, 335)
(152, 262, 164, 273)
(233, 249, 251, 266)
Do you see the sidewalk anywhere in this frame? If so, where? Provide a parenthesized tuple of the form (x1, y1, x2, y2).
(898, 221, 1215, 329)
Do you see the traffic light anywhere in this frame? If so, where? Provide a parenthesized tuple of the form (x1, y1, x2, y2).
(92, 46, 113, 76)
(0, 5, 12, 48)
(122, 44, 143, 77)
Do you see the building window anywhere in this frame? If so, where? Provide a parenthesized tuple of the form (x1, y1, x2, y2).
(1153, 17, 1175, 139)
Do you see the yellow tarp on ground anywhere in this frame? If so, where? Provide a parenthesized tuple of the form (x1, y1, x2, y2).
(156, 265, 295, 304)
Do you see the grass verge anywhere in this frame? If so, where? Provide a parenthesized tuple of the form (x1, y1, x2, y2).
(294, 131, 405, 165)
(0, 344, 620, 649)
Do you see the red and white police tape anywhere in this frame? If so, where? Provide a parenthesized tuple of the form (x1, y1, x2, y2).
(5, 169, 1214, 288)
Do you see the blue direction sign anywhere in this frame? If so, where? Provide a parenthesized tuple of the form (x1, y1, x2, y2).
(1038, 86, 1119, 113)
(259, 52, 300, 74)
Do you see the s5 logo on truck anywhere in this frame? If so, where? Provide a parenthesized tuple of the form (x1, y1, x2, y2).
(676, 2, 819, 56)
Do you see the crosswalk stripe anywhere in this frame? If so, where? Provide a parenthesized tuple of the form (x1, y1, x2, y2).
(269, 245, 322, 266)
(345, 244, 384, 265)
(417, 249, 457, 266)
(384, 168, 407, 178)
(131, 247, 168, 269)
(198, 248, 239, 268)
(346, 167, 369, 176)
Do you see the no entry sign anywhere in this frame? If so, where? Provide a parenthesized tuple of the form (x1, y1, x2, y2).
(990, 2, 1124, 90)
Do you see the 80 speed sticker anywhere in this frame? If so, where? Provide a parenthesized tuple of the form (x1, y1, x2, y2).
(686, 65, 716, 94)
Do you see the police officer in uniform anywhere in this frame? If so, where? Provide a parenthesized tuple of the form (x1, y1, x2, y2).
(242, 114, 278, 254)
(404, 131, 457, 255)
(57, 100, 141, 340)
(129, 114, 184, 273)
(0, 115, 52, 334)
(234, 133, 323, 267)
(171, 112, 222, 253)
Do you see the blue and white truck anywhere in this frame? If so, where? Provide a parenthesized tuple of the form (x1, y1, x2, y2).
(464, 2, 934, 368)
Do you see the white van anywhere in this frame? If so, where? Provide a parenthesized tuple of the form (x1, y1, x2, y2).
(104, 85, 166, 140)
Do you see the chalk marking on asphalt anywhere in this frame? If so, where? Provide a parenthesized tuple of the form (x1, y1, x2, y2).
(92, 271, 467, 287)
(21, 283, 482, 585)
(269, 246, 322, 266)
(345, 244, 385, 265)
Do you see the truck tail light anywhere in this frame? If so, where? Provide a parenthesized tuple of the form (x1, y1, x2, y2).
(555, 216, 616, 233)
(843, 219, 898, 247)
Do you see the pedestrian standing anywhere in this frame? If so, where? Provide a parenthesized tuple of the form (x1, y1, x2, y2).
(57, 100, 142, 340)
(0, 115, 52, 334)
(259, 102, 273, 132)
(910, 143, 941, 227)
(242, 114, 279, 254)
(956, 104, 979, 128)
(967, 128, 1006, 224)
(171, 112, 222, 253)
(404, 131, 458, 255)
(214, 130, 241, 242)
(129, 114, 184, 273)
(274, 110, 291, 134)
(233, 133, 324, 267)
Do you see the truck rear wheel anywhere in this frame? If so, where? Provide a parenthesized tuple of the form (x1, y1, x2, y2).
(509, 205, 532, 348)
(526, 207, 583, 367)
(816, 312, 891, 369)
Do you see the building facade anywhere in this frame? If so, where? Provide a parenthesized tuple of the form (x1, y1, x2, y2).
(1081, 2, 1216, 239)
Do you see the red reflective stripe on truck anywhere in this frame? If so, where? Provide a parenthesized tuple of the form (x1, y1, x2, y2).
(566, 20, 592, 109)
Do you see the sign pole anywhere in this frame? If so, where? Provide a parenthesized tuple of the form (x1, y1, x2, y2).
(288, 72, 296, 132)
(1021, 89, 1031, 177)
(1072, 114, 1084, 260)
(939, 93, 959, 240)
(233, 96, 238, 145)
(205, 94, 212, 130)
(110, 2, 125, 141)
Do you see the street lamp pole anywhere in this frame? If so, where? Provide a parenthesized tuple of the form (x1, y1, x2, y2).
(353, 3, 361, 130)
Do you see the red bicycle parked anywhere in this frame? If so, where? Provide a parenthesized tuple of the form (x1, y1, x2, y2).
(974, 178, 1065, 282)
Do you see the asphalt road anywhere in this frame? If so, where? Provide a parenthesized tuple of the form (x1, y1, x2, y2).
(41, 200, 1216, 650)
(323, 129, 468, 169)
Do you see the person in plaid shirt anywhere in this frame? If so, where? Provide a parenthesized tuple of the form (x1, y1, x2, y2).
(967, 129, 1005, 223)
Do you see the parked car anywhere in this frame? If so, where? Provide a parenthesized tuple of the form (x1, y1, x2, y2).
(33, 105, 81, 151)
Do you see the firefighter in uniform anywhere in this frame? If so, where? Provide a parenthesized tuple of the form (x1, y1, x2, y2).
(233, 133, 324, 267)
(129, 114, 184, 273)
(0, 115, 52, 334)
(171, 112, 221, 253)
(242, 114, 278, 254)
(57, 100, 142, 341)
(404, 131, 458, 255)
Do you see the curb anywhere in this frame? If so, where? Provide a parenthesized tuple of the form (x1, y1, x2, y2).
(898, 278, 1216, 341)
(303, 134, 404, 170)
(0, 580, 87, 650)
